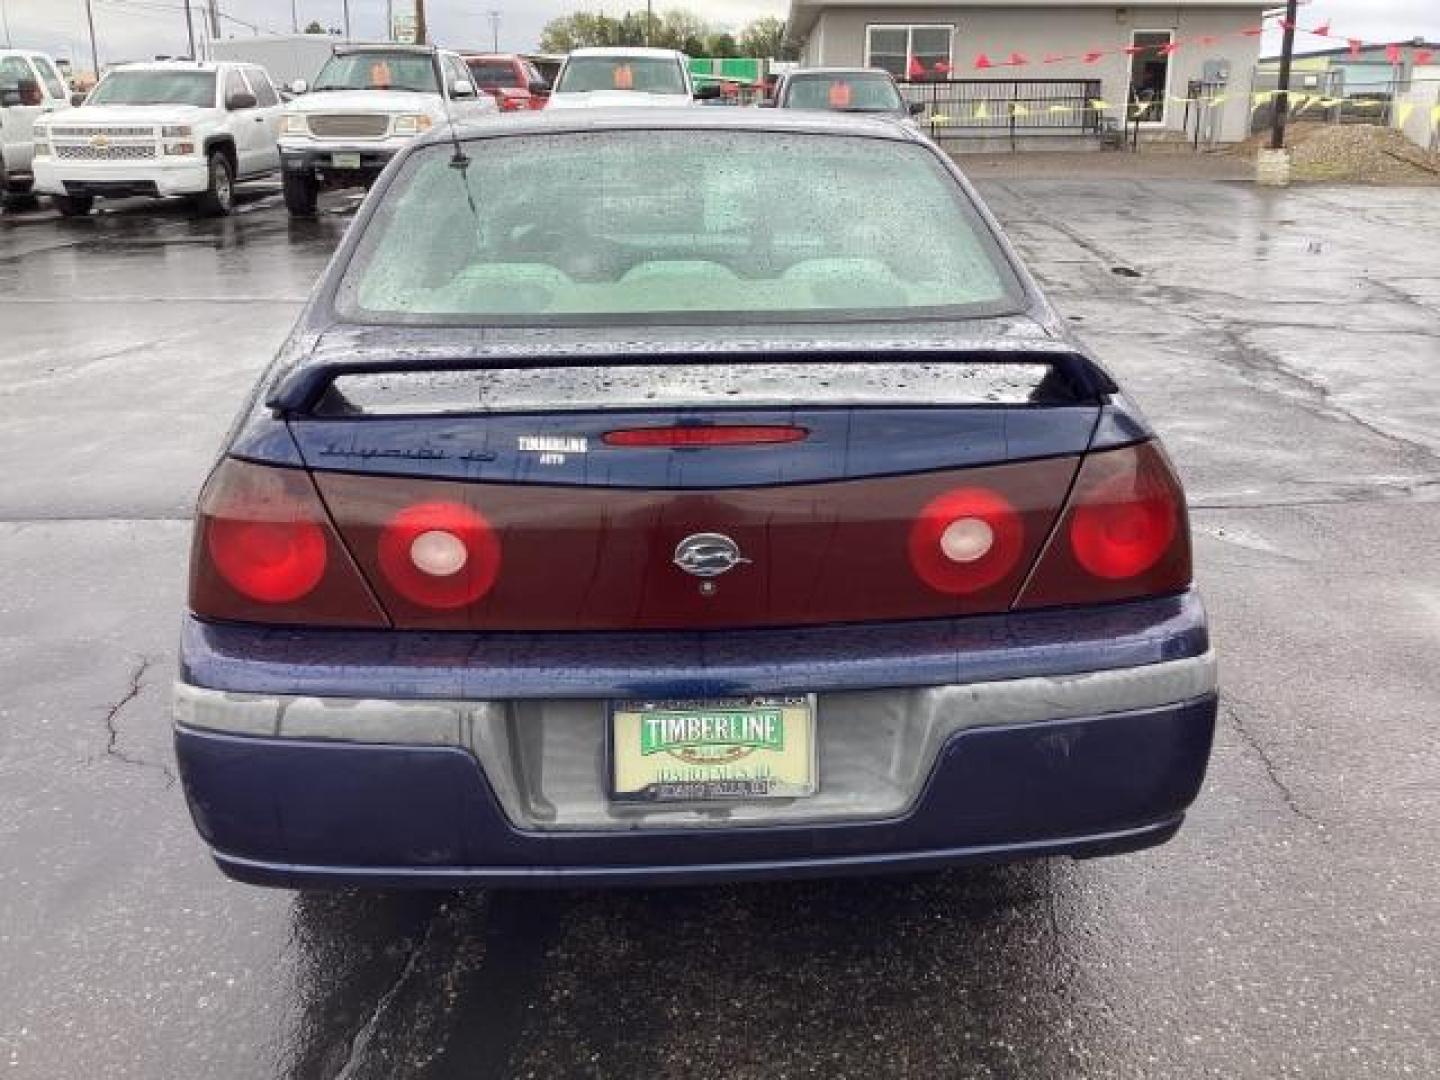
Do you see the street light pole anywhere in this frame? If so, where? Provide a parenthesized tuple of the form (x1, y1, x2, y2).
(183, 0, 196, 56)
(290, 0, 298, 34)
(83, 0, 100, 81)
(1269, 0, 1299, 150)
(342, 0, 351, 40)
(1, 0, 12, 49)
(487, 10, 500, 52)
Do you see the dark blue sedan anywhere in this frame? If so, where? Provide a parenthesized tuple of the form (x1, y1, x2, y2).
(174, 109, 1217, 888)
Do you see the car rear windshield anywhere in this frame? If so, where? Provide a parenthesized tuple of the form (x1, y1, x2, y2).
(554, 56, 685, 94)
(89, 70, 215, 107)
(312, 53, 437, 93)
(468, 59, 520, 87)
(338, 130, 1022, 325)
(784, 74, 903, 112)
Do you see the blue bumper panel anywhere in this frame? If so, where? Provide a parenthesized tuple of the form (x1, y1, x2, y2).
(182, 591, 1208, 701)
(176, 693, 1217, 888)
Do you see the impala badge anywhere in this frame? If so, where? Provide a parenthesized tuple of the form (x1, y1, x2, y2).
(673, 533, 750, 578)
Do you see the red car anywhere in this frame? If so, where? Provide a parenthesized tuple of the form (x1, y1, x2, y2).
(462, 53, 549, 111)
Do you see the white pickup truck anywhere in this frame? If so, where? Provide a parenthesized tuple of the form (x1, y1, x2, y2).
(31, 60, 282, 217)
(0, 49, 73, 209)
(278, 44, 496, 217)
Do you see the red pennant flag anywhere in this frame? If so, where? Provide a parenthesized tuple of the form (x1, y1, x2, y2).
(1082, 51, 1104, 65)
(934, 60, 952, 75)
(974, 53, 994, 70)
(1386, 44, 1402, 65)
(908, 55, 927, 78)
(1124, 44, 1143, 56)
(1241, 26, 1264, 38)
(1279, 20, 1294, 31)
(1198, 36, 1218, 47)
(1311, 22, 1331, 37)
(1043, 52, 1067, 64)
(1159, 41, 1180, 57)
(1007, 51, 1029, 66)
(1348, 39, 1364, 57)
(1416, 50, 1435, 66)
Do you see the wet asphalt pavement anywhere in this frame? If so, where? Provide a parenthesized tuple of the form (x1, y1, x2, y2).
(1, 175, 1437, 1079)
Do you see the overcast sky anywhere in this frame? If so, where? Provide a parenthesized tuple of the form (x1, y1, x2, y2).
(3, 0, 1438, 71)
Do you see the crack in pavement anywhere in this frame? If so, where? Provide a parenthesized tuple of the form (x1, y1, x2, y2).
(1224, 701, 1323, 828)
(330, 908, 444, 1080)
(99, 656, 176, 788)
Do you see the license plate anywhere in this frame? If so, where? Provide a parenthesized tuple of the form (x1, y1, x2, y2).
(331, 152, 361, 170)
(610, 697, 816, 803)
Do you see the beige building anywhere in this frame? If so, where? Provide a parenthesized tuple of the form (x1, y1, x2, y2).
(785, 0, 1268, 143)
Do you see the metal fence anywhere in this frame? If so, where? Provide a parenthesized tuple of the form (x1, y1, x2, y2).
(1249, 68, 1401, 132)
(897, 79, 1106, 148)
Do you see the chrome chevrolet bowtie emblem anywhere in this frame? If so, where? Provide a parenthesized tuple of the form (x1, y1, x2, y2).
(673, 533, 750, 578)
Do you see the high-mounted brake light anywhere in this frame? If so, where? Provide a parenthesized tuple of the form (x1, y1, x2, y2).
(1016, 441, 1190, 609)
(603, 426, 809, 448)
(908, 487, 1025, 595)
(190, 459, 387, 627)
(377, 501, 501, 610)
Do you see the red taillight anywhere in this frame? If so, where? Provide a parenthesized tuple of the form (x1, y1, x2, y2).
(908, 487, 1025, 595)
(190, 458, 387, 627)
(501, 96, 524, 110)
(377, 501, 501, 609)
(603, 426, 808, 448)
(209, 517, 326, 602)
(1017, 441, 1190, 609)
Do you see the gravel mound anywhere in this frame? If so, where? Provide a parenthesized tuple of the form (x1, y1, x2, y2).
(1242, 122, 1440, 184)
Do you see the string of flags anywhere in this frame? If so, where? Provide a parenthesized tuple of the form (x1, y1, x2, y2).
(907, 11, 1436, 77)
(913, 11, 1440, 132)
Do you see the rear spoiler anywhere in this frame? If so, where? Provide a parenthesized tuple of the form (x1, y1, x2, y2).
(265, 349, 1117, 418)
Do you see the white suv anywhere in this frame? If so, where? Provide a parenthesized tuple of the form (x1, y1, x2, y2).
(278, 44, 496, 217)
(32, 60, 282, 217)
(0, 49, 74, 209)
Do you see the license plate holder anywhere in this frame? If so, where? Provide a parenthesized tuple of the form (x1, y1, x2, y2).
(609, 696, 817, 803)
(331, 152, 362, 170)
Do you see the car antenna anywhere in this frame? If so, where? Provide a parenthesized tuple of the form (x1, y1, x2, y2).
(429, 46, 470, 170)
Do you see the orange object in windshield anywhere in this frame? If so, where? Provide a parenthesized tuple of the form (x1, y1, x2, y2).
(613, 64, 634, 89)
(369, 62, 392, 88)
(827, 81, 852, 107)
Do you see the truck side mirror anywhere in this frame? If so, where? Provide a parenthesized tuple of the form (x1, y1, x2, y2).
(70, 91, 88, 106)
(693, 83, 721, 100)
(227, 90, 258, 111)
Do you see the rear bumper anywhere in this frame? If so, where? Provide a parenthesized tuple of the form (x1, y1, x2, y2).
(33, 158, 208, 198)
(174, 593, 1217, 888)
(177, 695, 1215, 887)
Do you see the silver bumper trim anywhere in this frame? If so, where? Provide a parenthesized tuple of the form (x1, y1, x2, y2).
(175, 651, 1216, 831)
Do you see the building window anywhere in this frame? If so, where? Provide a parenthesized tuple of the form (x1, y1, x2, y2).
(866, 25, 954, 82)
(1128, 30, 1174, 123)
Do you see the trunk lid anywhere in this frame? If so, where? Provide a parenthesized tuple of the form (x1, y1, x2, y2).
(276, 346, 1104, 631)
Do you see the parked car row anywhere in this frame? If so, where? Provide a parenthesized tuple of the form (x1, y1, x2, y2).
(5, 43, 925, 222)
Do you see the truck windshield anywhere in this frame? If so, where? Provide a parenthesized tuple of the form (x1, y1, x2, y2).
(784, 74, 904, 112)
(555, 57, 685, 95)
(312, 53, 438, 93)
(340, 130, 1021, 325)
(89, 70, 215, 107)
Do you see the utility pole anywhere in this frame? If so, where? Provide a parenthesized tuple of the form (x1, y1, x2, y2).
(1, 0, 12, 49)
(646, 0, 654, 46)
(183, 0, 196, 56)
(1269, 0, 1299, 150)
(386, 0, 393, 41)
(83, 0, 99, 80)
(487, 10, 500, 52)
(342, 0, 351, 40)
(290, 0, 298, 34)
(415, 0, 428, 45)
(208, 1, 221, 40)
